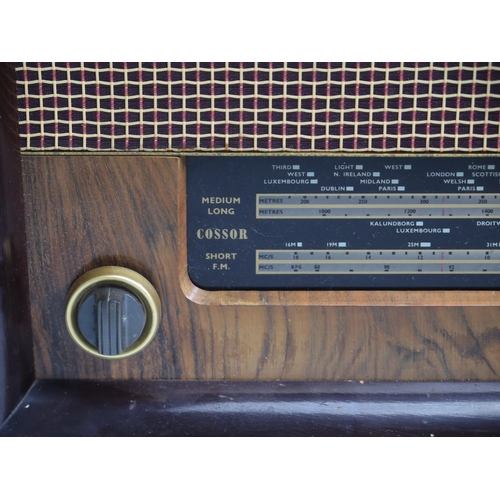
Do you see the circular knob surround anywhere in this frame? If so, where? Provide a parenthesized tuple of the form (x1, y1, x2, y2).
(65, 266, 161, 359)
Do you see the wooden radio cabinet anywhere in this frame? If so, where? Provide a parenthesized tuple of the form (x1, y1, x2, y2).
(2, 62, 500, 436)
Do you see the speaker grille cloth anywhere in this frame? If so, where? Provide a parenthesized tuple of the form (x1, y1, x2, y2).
(15, 62, 500, 152)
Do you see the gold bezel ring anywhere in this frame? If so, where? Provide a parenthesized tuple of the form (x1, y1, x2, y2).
(65, 266, 161, 359)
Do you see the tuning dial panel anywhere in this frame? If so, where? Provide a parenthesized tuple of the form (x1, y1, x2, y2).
(187, 156, 500, 290)
(65, 266, 161, 359)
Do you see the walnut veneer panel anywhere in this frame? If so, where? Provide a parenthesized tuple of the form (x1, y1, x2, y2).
(23, 155, 500, 380)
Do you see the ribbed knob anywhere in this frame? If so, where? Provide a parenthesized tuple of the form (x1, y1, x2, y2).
(65, 266, 161, 359)
(77, 286, 146, 356)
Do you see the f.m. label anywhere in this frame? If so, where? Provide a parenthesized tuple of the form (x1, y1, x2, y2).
(196, 228, 248, 240)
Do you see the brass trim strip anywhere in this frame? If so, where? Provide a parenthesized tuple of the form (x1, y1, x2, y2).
(19, 152, 500, 158)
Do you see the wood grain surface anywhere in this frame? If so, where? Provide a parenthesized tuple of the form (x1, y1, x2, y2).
(22, 154, 500, 381)
(0, 63, 34, 423)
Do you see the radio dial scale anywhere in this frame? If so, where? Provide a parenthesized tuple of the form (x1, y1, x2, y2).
(187, 157, 500, 290)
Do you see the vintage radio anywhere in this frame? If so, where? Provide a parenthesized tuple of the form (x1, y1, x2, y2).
(1, 62, 500, 435)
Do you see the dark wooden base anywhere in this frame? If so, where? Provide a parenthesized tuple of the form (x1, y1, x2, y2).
(2, 380, 500, 436)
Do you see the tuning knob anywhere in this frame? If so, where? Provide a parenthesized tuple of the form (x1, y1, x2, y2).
(65, 266, 161, 359)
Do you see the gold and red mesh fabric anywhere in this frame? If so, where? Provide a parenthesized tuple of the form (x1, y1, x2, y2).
(15, 62, 500, 152)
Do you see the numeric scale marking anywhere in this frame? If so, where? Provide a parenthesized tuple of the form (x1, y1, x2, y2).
(256, 250, 500, 275)
(257, 193, 500, 219)
(256, 192, 500, 275)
